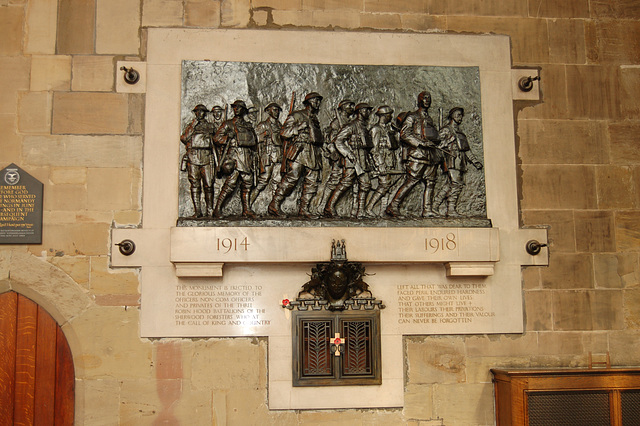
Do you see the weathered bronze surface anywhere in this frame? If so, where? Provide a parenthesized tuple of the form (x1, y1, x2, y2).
(282, 240, 385, 311)
(286, 240, 383, 386)
(179, 61, 487, 226)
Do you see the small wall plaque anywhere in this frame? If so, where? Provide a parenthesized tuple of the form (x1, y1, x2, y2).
(0, 164, 43, 244)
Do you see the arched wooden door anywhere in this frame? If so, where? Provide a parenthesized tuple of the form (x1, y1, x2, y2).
(0, 291, 74, 425)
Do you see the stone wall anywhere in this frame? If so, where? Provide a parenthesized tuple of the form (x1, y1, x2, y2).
(1, 0, 639, 424)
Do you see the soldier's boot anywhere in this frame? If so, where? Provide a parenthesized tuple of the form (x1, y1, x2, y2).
(385, 179, 415, 218)
(316, 188, 332, 216)
(323, 186, 346, 218)
(191, 189, 203, 218)
(365, 190, 384, 217)
(356, 190, 369, 219)
(445, 184, 463, 217)
(422, 183, 440, 218)
(204, 189, 214, 217)
(249, 183, 266, 207)
(213, 181, 233, 218)
(267, 187, 286, 217)
(317, 166, 340, 214)
(249, 189, 258, 207)
(298, 191, 317, 219)
(431, 187, 449, 218)
(241, 188, 257, 219)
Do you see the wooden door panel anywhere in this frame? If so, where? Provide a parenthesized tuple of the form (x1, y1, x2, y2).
(0, 291, 74, 426)
(34, 307, 57, 425)
(54, 328, 74, 426)
(14, 295, 38, 425)
(0, 291, 18, 425)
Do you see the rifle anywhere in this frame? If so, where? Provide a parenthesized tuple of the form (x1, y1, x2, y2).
(280, 92, 296, 175)
(253, 106, 262, 186)
(256, 107, 264, 171)
(215, 104, 232, 178)
(289, 91, 296, 115)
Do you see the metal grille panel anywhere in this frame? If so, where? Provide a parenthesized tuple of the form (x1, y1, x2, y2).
(293, 310, 380, 386)
(301, 320, 332, 376)
(527, 391, 610, 426)
(622, 389, 640, 426)
(342, 319, 372, 376)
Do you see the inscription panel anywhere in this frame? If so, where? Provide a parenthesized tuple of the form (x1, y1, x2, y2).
(143, 262, 522, 338)
(0, 164, 43, 244)
(396, 283, 496, 329)
(174, 284, 269, 328)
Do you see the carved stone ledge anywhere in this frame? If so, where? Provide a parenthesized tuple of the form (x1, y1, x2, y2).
(111, 226, 545, 279)
(171, 260, 497, 278)
(445, 261, 495, 277)
(174, 262, 223, 278)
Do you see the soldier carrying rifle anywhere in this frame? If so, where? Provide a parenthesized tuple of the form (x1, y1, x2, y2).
(385, 90, 442, 218)
(365, 105, 402, 217)
(250, 102, 283, 208)
(432, 107, 483, 217)
(268, 92, 324, 218)
(180, 104, 216, 218)
(323, 102, 374, 219)
(213, 100, 259, 218)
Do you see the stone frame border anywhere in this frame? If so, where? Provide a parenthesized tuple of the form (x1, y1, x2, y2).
(111, 29, 548, 410)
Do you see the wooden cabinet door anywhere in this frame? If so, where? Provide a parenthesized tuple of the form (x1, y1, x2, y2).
(0, 291, 74, 425)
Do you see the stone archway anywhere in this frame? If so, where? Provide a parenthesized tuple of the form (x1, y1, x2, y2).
(0, 291, 74, 424)
(1, 250, 94, 423)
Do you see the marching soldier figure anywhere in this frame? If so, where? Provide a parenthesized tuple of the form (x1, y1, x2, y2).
(247, 106, 259, 126)
(250, 102, 283, 207)
(213, 100, 259, 218)
(317, 99, 355, 213)
(385, 91, 441, 218)
(366, 105, 401, 217)
(324, 103, 374, 219)
(268, 92, 324, 218)
(180, 104, 215, 218)
(432, 107, 482, 217)
(210, 105, 226, 134)
(210, 104, 226, 167)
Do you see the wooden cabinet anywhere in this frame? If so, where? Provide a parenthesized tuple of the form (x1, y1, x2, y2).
(491, 369, 640, 426)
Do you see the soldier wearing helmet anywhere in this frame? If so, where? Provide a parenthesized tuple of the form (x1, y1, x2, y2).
(432, 107, 482, 217)
(210, 105, 226, 162)
(250, 102, 283, 208)
(268, 92, 324, 218)
(323, 102, 374, 219)
(386, 91, 441, 218)
(180, 104, 216, 217)
(213, 100, 259, 218)
(247, 105, 259, 126)
(366, 105, 401, 217)
(210, 105, 226, 132)
(317, 99, 356, 214)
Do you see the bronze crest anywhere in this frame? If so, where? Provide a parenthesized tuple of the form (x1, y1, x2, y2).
(282, 240, 385, 311)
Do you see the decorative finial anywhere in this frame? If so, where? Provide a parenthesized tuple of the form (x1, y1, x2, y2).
(331, 239, 347, 261)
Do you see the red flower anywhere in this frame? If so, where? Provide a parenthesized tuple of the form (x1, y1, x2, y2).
(282, 299, 290, 306)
